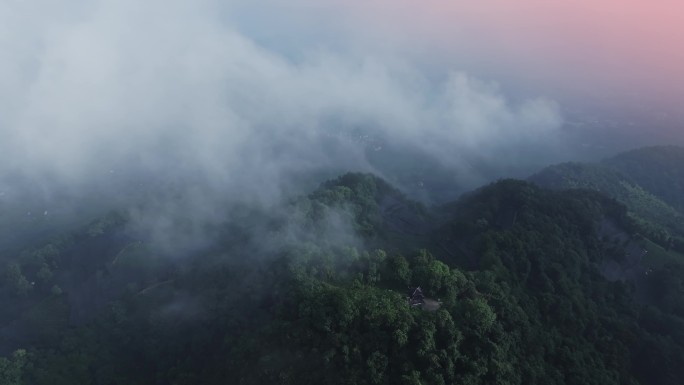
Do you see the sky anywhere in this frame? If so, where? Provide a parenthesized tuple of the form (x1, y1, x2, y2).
(231, 1, 683, 100)
(0, 0, 682, 241)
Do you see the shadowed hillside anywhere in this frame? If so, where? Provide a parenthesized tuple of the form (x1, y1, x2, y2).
(530, 146, 684, 254)
(1, 171, 683, 384)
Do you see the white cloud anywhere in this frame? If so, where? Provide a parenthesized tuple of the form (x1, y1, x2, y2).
(0, 0, 564, 206)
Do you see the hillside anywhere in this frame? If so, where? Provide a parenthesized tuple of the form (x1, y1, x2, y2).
(530, 146, 684, 252)
(604, 146, 684, 213)
(0, 173, 684, 384)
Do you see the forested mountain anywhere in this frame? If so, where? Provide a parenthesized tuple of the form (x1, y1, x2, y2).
(604, 146, 684, 213)
(1, 152, 684, 384)
(530, 146, 684, 252)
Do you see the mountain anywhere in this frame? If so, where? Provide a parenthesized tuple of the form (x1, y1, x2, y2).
(604, 146, 684, 213)
(1, 170, 684, 384)
(530, 146, 684, 250)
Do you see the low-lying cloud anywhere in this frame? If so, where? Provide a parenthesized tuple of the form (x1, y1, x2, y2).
(0, 0, 566, 249)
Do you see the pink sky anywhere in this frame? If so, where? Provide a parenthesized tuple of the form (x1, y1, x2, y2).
(334, 0, 684, 104)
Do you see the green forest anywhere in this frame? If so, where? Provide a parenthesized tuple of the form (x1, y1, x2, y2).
(2, 147, 684, 384)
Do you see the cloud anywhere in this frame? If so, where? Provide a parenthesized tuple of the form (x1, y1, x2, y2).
(0, 0, 566, 248)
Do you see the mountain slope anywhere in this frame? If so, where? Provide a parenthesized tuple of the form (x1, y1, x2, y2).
(1, 173, 684, 384)
(530, 162, 684, 239)
(604, 145, 684, 213)
(530, 147, 684, 253)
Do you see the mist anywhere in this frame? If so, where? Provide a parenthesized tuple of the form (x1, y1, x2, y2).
(234, 0, 684, 155)
(1, 0, 678, 251)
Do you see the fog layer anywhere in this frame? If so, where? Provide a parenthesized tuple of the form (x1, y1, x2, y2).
(0, 0, 567, 209)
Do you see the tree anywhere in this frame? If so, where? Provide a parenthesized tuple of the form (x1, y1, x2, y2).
(460, 297, 496, 335)
(386, 255, 411, 285)
(51, 285, 63, 296)
(0, 349, 27, 385)
(3, 263, 32, 297)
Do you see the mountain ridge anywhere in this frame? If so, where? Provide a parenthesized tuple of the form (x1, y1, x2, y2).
(1, 148, 684, 384)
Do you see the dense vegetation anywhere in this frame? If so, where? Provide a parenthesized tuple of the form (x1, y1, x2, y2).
(530, 146, 684, 252)
(605, 146, 684, 213)
(1, 146, 684, 384)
